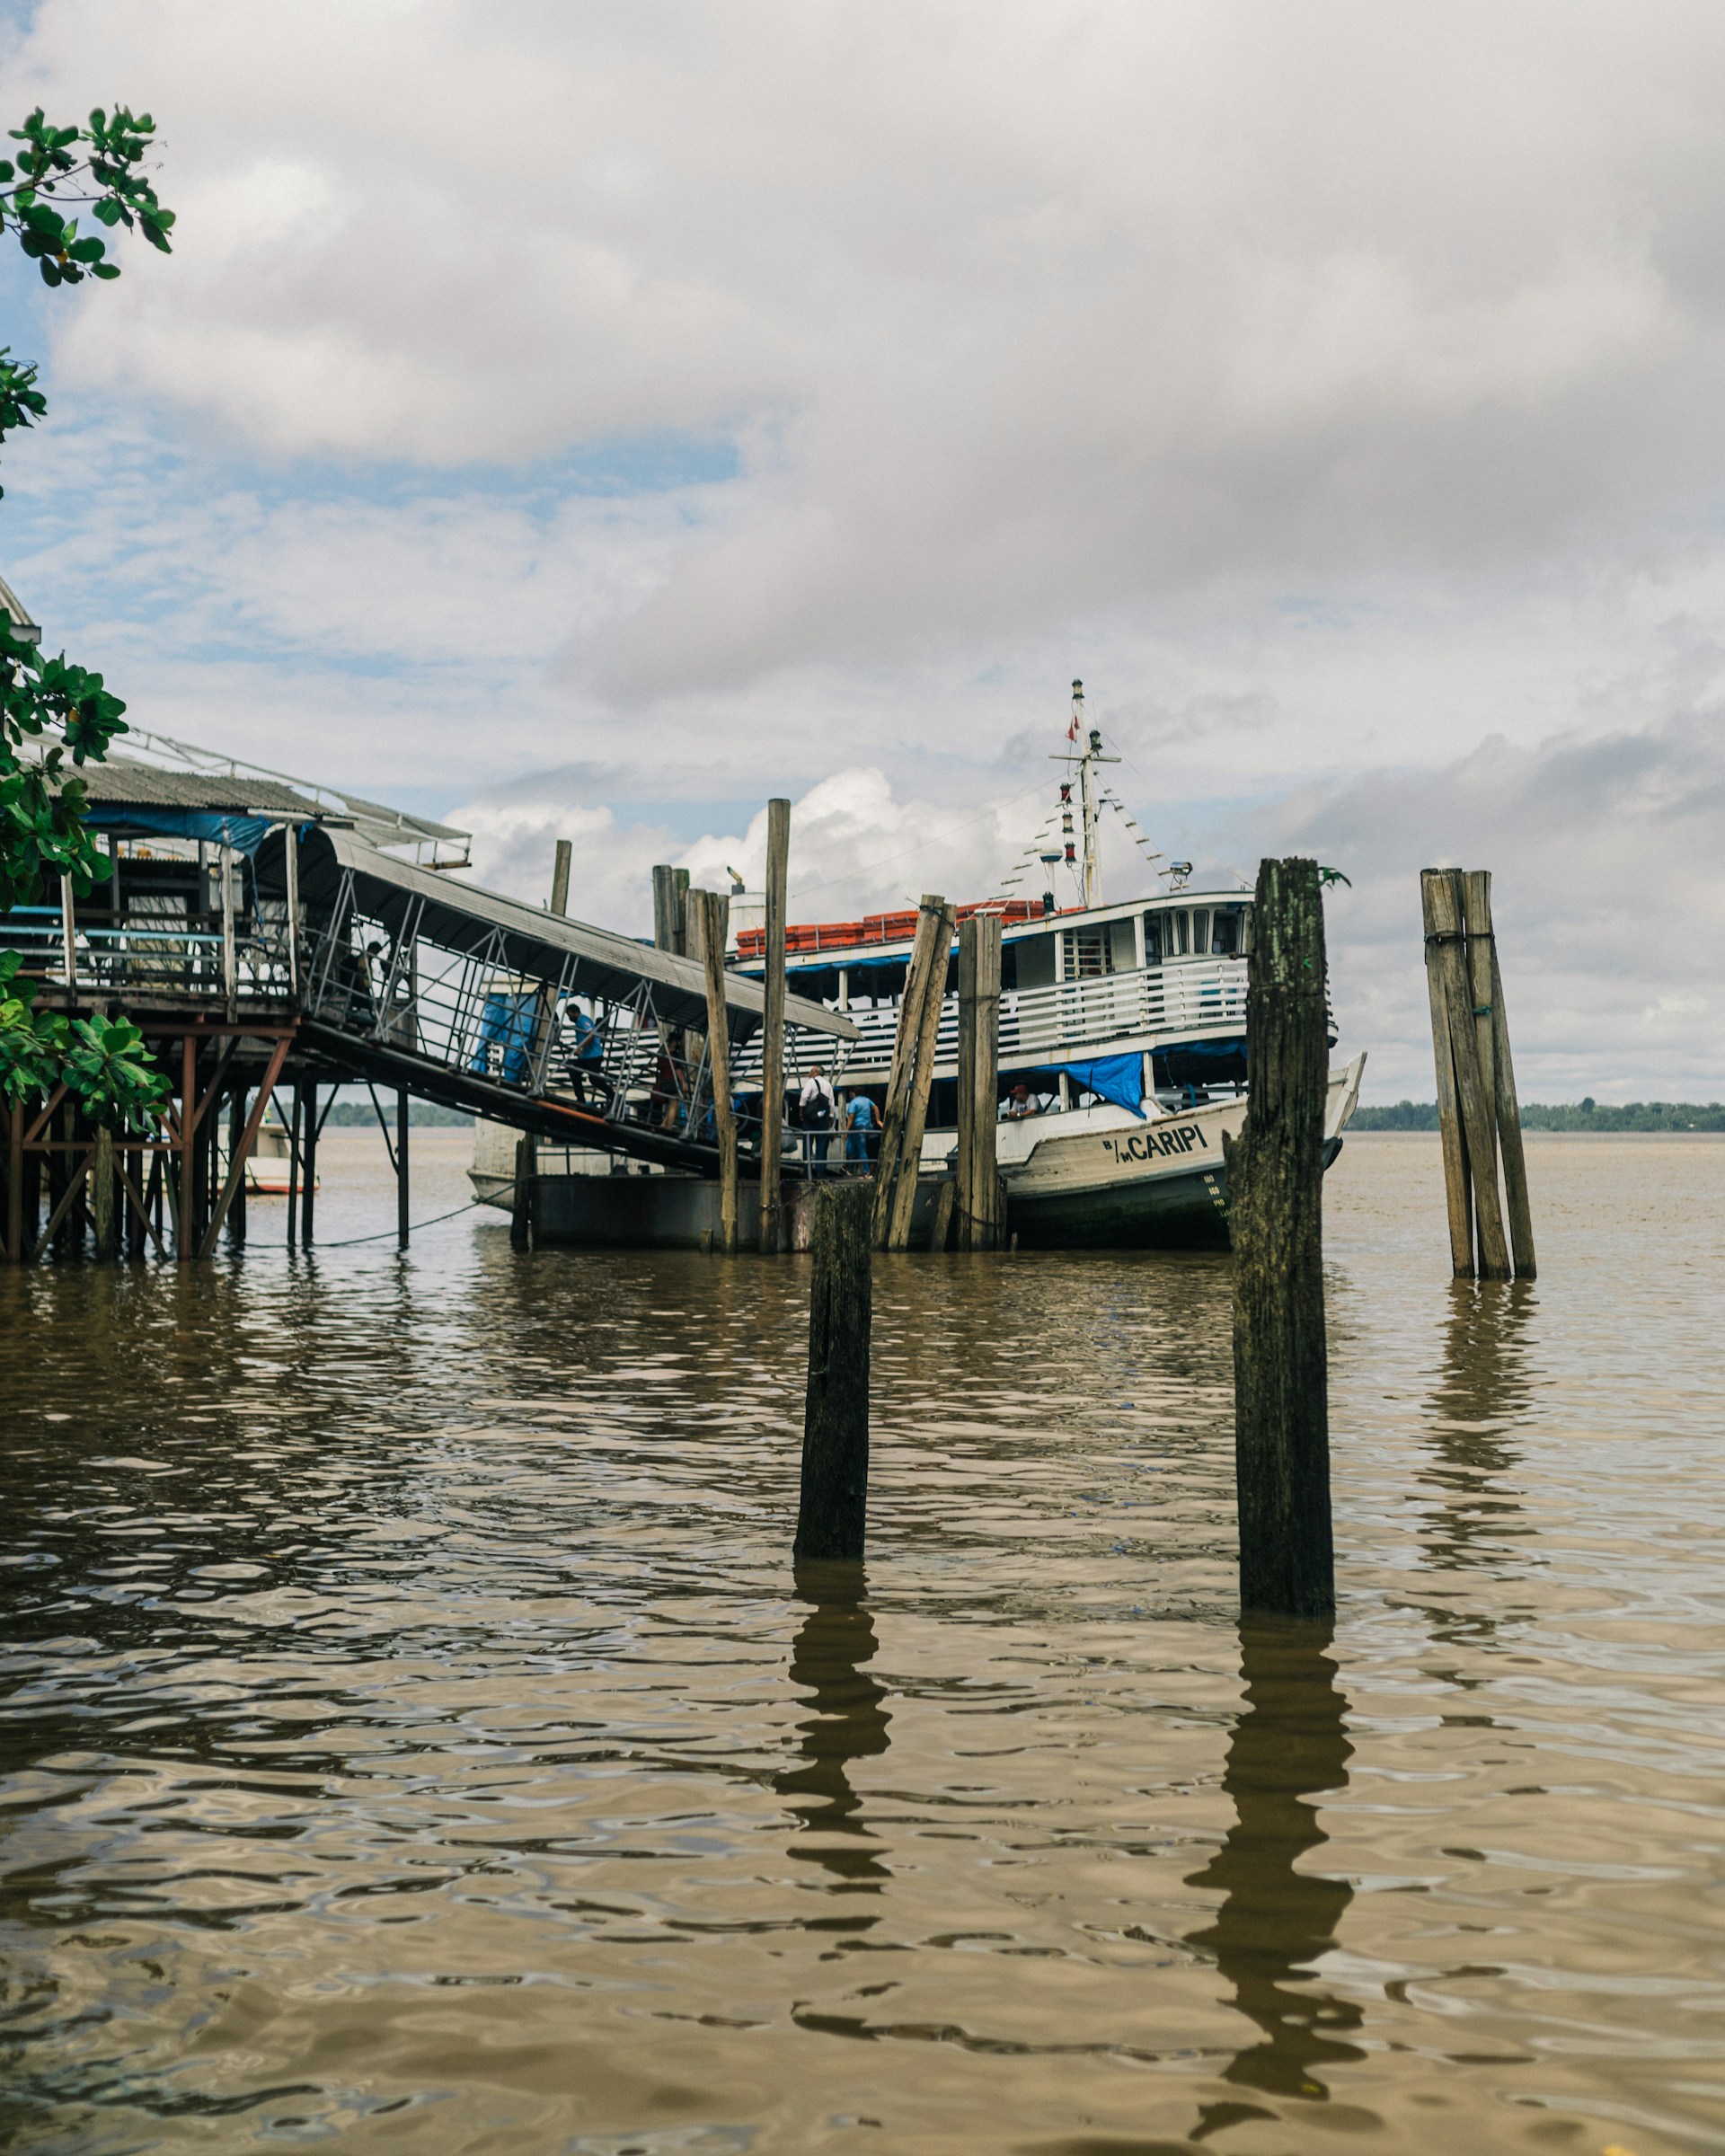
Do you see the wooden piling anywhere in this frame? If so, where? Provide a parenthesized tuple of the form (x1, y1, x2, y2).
(396, 1087, 411, 1250)
(1422, 869, 1511, 1280)
(874, 895, 954, 1252)
(285, 1082, 300, 1250)
(300, 1082, 317, 1246)
(1420, 870, 1473, 1276)
(929, 1177, 956, 1253)
(509, 1132, 535, 1251)
(92, 1127, 115, 1262)
(1225, 857, 1335, 1619)
(179, 1039, 198, 1262)
(1463, 871, 1536, 1280)
(550, 838, 572, 918)
(695, 888, 739, 1253)
(795, 1180, 873, 1564)
(758, 798, 791, 1255)
(956, 912, 1002, 1251)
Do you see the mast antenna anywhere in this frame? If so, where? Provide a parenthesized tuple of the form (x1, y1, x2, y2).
(1050, 677, 1119, 907)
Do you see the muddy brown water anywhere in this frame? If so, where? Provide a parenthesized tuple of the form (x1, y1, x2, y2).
(3, 1130, 1724, 2153)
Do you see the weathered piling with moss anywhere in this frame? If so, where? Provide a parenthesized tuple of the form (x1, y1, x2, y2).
(1225, 856, 1334, 1618)
(795, 1180, 873, 1563)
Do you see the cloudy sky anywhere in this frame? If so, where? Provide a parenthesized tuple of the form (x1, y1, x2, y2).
(4, 0, 1725, 1097)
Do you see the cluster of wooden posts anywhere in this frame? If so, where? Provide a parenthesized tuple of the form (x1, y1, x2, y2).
(1420, 868, 1536, 1281)
(793, 856, 1536, 1621)
(509, 800, 1006, 1260)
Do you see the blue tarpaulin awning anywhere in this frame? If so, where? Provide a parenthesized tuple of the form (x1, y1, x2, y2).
(1061, 1051, 1147, 1119)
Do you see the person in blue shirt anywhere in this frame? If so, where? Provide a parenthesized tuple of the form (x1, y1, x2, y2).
(841, 1089, 878, 1168)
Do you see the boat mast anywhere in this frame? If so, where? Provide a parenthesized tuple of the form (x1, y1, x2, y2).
(1052, 679, 1119, 909)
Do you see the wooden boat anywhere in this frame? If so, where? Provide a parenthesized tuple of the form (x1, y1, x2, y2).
(729, 686, 1365, 1249)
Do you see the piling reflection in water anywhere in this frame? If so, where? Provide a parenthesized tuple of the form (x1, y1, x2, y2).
(1187, 1618, 1365, 2141)
(774, 1565, 892, 1889)
(1413, 1279, 1536, 1664)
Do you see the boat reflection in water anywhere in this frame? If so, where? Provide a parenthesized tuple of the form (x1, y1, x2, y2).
(1186, 1618, 1367, 2141)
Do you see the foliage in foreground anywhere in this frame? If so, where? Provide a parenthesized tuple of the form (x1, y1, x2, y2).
(0, 108, 174, 1126)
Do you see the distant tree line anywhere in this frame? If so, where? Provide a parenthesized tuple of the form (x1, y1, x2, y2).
(1354, 1100, 1725, 1133)
(318, 1100, 473, 1127)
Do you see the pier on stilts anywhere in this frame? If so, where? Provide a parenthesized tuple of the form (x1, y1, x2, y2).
(1, 734, 854, 1263)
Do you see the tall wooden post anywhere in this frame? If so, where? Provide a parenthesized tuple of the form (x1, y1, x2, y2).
(220, 842, 238, 1021)
(795, 1180, 873, 1564)
(758, 798, 791, 1255)
(300, 1080, 316, 1245)
(284, 819, 301, 999)
(695, 888, 739, 1253)
(178, 1038, 198, 1262)
(550, 838, 572, 918)
(396, 1087, 411, 1250)
(92, 1127, 115, 1262)
(1225, 857, 1334, 1618)
(1422, 869, 1510, 1279)
(956, 912, 1002, 1250)
(874, 896, 954, 1252)
(1463, 872, 1536, 1279)
(1420, 870, 1472, 1276)
(59, 873, 76, 994)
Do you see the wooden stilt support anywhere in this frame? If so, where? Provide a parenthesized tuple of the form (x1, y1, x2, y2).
(32, 1153, 91, 1265)
(93, 1127, 115, 1261)
(300, 1081, 317, 1246)
(956, 912, 1002, 1251)
(1225, 857, 1335, 1619)
(1463, 871, 1536, 1280)
(695, 888, 739, 1253)
(1422, 869, 1511, 1280)
(795, 1180, 873, 1564)
(396, 1087, 411, 1250)
(178, 1038, 198, 1261)
(874, 895, 955, 1252)
(197, 1038, 293, 1257)
(757, 800, 791, 1254)
(286, 1084, 301, 1250)
(227, 1087, 249, 1247)
(116, 1155, 168, 1259)
(509, 1132, 535, 1251)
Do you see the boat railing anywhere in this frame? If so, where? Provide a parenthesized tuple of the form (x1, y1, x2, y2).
(828, 959, 1250, 1077)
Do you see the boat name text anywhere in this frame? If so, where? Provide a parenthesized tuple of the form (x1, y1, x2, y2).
(1101, 1122, 1208, 1163)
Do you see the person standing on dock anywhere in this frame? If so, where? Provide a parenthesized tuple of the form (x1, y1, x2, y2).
(800, 1064, 837, 1175)
(841, 1088, 878, 1171)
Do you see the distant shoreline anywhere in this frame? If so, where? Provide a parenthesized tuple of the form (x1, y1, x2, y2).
(1353, 1100, 1725, 1135)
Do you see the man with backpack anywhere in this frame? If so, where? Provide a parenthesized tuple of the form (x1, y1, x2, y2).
(799, 1063, 837, 1174)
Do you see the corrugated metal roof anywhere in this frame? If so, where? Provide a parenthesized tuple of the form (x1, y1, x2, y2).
(267, 826, 857, 1042)
(66, 755, 325, 817)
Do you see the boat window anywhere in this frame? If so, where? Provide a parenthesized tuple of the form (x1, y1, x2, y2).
(1142, 912, 1163, 965)
(1108, 916, 1138, 972)
(1014, 933, 1057, 989)
(1062, 927, 1109, 978)
(1211, 909, 1241, 958)
(1191, 909, 1210, 959)
(1168, 909, 1190, 958)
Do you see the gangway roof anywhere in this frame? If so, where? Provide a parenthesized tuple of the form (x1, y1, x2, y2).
(267, 824, 857, 1042)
